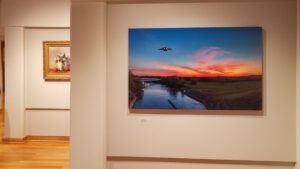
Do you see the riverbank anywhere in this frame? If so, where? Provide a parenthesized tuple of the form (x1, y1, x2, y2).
(129, 75, 262, 110)
(129, 95, 137, 108)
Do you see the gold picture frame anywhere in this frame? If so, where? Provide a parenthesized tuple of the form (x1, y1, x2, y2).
(43, 41, 70, 81)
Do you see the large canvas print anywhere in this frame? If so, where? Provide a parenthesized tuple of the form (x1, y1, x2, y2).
(129, 27, 262, 110)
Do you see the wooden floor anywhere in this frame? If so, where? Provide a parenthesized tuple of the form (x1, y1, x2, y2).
(0, 140, 69, 169)
(0, 110, 69, 169)
(0, 96, 69, 169)
(0, 102, 69, 169)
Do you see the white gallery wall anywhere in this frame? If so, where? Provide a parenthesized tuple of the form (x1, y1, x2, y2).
(106, 0, 296, 168)
(24, 28, 70, 136)
(70, 2, 107, 169)
(69, 0, 300, 169)
(2, 0, 70, 27)
(2, 0, 70, 138)
(5, 27, 25, 138)
(2, 0, 300, 169)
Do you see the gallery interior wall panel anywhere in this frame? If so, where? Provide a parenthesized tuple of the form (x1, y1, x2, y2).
(4, 27, 25, 138)
(25, 110, 70, 136)
(2, 0, 71, 138)
(24, 28, 70, 109)
(107, 1, 296, 161)
(70, 2, 107, 169)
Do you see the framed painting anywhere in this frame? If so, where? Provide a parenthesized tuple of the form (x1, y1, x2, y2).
(129, 27, 263, 110)
(43, 41, 70, 81)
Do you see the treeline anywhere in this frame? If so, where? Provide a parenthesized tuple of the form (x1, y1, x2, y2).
(129, 71, 143, 106)
(151, 75, 262, 90)
(160, 76, 185, 89)
(192, 75, 262, 82)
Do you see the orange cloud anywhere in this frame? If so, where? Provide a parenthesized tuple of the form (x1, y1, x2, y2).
(131, 60, 261, 77)
(130, 68, 177, 77)
(206, 63, 246, 74)
(158, 63, 200, 77)
(131, 47, 262, 77)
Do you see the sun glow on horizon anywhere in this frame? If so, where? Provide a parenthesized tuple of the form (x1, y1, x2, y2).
(130, 48, 262, 77)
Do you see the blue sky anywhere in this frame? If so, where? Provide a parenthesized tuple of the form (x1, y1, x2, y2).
(129, 27, 263, 77)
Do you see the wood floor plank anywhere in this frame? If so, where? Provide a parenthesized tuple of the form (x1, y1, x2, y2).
(0, 140, 69, 169)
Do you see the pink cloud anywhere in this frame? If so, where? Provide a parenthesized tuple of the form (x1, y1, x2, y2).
(191, 47, 262, 76)
(193, 47, 231, 66)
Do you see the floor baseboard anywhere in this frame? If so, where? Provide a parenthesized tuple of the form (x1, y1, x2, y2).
(2, 137, 25, 143)
(2, 136, 69, 143)
(25, 136, 70, 141)
(107, 156, 296, 166)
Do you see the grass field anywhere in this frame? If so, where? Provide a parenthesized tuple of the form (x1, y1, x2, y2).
(185, 80, 262, 110)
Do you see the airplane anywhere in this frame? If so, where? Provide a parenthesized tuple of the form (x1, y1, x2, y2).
(159, 47, 172, 52)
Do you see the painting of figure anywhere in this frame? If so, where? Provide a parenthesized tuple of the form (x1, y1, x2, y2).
(43, 41, 70, 81)
(129, 27, 263, 110)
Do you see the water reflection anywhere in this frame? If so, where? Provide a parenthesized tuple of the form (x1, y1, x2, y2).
(133, 81, 206, 110)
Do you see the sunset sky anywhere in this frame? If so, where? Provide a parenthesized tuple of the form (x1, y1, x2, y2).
(129, 27, 262, 77)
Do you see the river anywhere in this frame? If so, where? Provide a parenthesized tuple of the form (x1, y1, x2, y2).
(133, 79, 206, 110)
